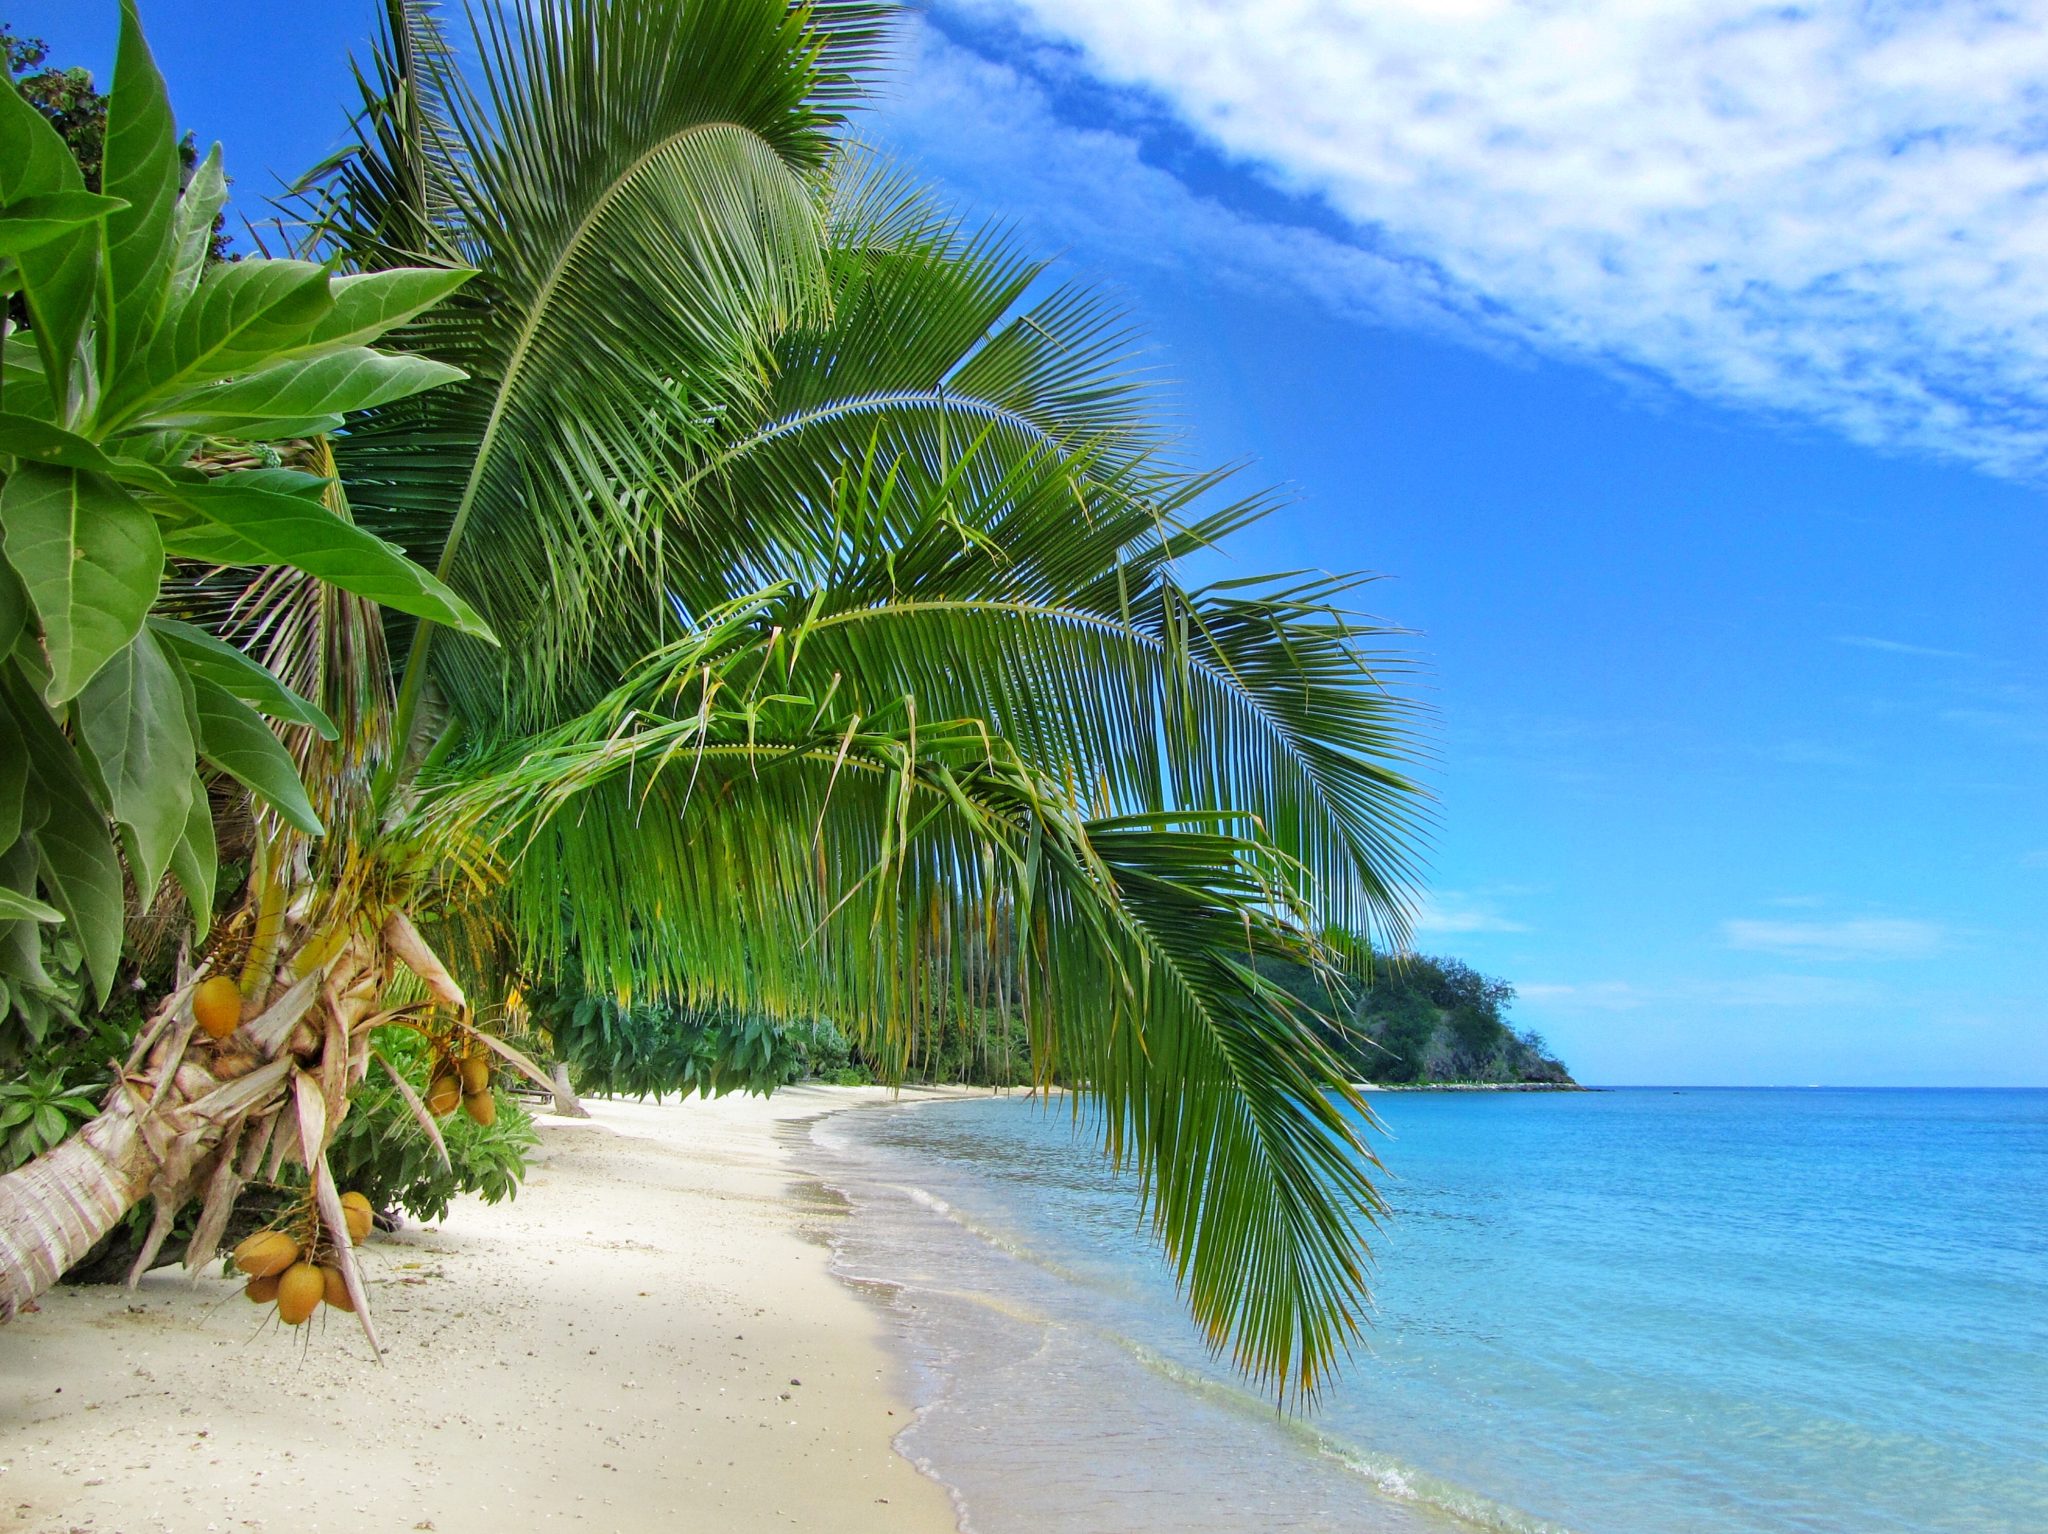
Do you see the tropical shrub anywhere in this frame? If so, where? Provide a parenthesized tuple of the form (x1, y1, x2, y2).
(0, 4, 491, 1321)
(325, 1028, 535, 1223)
(0, 4, 485, 1033)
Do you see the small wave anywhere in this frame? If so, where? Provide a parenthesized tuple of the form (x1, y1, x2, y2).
(1097, 1329, 1582, 1534)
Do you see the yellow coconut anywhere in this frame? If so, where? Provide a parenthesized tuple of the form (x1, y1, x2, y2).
(232, 1229, 300, 1278)
(458, 1054, 490, 1095)
(426, 1071, 462, 1117)
(462, 1090, 496, 1128)
(243, 1274, 280, 1304)
(339, 1191, 374, 1244)
(320, 1265, 356, 1312)
(193, 975, 243, 1041)
(276, 1262, 324, 1325)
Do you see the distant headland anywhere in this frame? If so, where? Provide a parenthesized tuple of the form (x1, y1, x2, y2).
(1260, 952, 1580, 1089)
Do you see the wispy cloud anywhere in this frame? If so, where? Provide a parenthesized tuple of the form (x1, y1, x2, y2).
(870, 20, 1505, 348)
(932, 0, 2048, 477)
(1410, 892, 1530, 936)
(1517, 981, 1647, 1012)
(1835, 636, 1975, 661)
(1520, 974, 1882, 1010)
(1721, 916, 1946, 961)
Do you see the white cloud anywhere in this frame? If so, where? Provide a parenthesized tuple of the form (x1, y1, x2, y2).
(1517, 980, 1647, 1011)
(1409, 892, 1529, 935)
(923, 1, 2048, 477)
(1835, 636, 1975, 661)
(1720, 916, 1946, 960)
(866, 19, 1504, 350)
(1520, 974, 1881, 1009)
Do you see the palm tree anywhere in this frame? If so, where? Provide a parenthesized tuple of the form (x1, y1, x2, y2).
(2, 0, 1426, 1400)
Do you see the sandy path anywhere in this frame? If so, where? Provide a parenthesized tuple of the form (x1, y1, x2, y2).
(0, 1087, 963, 1534)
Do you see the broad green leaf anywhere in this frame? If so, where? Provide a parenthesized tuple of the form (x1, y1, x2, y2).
(0, 555, 23, 656)
(0, 413, 124, 475)
(305, 268, 476, 348)
(101, 1, 184, 382)
(159, 472, 494, 640)
(149, 616, 337, 739)
(0, 191, 130, 258)
(2, 670, 123, 1001)
(0, 836, 56, 997)
(166, 769, 215, 939)
(0, 887, 60, 923)
(144, 347, 466, 435)
(0, 332, 56, 422)
(0, 724, 22, 851)
(166, 142, 226, 300)
(75, 630, 195, 895)
(191, 675, 323, 836)
(0, 78, 97, 402)
(0, 464, 163, 703)
(111, 259, 333, 423)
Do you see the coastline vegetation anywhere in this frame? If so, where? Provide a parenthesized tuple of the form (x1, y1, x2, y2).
(0, 0, 1431, 1397)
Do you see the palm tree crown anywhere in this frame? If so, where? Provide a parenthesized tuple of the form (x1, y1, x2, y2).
(311, 0, 1431, 1398)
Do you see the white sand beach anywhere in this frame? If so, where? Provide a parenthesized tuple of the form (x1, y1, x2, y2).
(0, 1088, 965, 1534)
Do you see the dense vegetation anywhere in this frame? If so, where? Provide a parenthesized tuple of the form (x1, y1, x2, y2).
(0, 0, 1432, 1398)
(1262, 954, 1573, 1086)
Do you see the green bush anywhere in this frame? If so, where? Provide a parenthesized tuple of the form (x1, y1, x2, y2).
(324, 1028, 538, 1224)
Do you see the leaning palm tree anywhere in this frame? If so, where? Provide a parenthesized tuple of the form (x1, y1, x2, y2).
(1, 0, 1426, 1400)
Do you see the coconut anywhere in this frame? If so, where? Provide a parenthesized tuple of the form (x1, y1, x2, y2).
(459, 1054, 490, 1095)
(339, 1191, 375, 1244)
(320, 1265, 356, 1312)
(426, 1070, 462, 1117)
(244, 1274, 280, 1304)
(461, 1090, 496, 1128)
(193, 975, 243, 1040)
(276, 1262, 325, 1325)
(232, 1229, 300, 1278)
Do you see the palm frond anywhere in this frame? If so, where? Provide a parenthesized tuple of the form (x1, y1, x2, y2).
(424, 629, 1384, 1398)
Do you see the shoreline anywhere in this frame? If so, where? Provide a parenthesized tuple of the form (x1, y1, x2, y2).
(0, 1087, 968, 1534)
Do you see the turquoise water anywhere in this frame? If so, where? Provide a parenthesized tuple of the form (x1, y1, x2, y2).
(809, 1088, 2048, 1534)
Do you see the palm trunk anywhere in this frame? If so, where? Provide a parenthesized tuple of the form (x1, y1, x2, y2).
(0, 1107, 153, 1319)
(0, 909, 549, 1326)
(549, 1060, 591, 1118)
(0, 919, 398, 1321)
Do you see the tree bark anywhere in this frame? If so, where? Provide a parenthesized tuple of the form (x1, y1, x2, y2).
(0, 925, 392, 1322)
(0, 1107, 154, 1319)
(550, 1060, 591, 1118)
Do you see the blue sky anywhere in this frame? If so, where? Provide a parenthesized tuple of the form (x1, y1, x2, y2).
(12, 0, 2044, 1084)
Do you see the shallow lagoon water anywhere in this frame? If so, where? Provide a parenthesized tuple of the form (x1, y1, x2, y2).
(810, 1088, 2048, 1534)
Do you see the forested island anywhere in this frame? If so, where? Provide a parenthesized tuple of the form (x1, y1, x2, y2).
(1265, 954, 1578, 1087)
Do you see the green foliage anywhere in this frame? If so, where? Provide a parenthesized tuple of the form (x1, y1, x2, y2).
(1263, 950, 1573, 1085)
(527, 960, 841, 1100)
(0, 1062, 97, 1170)
(0, 6, 487, 1046)
(326, 1028, 536, 1223)
(290, 0, 1432, 1399)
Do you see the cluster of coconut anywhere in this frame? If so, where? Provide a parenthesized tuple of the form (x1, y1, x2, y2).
(232, 1192, 376, 1325)
(428, 1043, 496, 1127)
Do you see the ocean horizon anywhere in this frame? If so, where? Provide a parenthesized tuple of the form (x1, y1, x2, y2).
(811, 1086, 2048, 1534)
